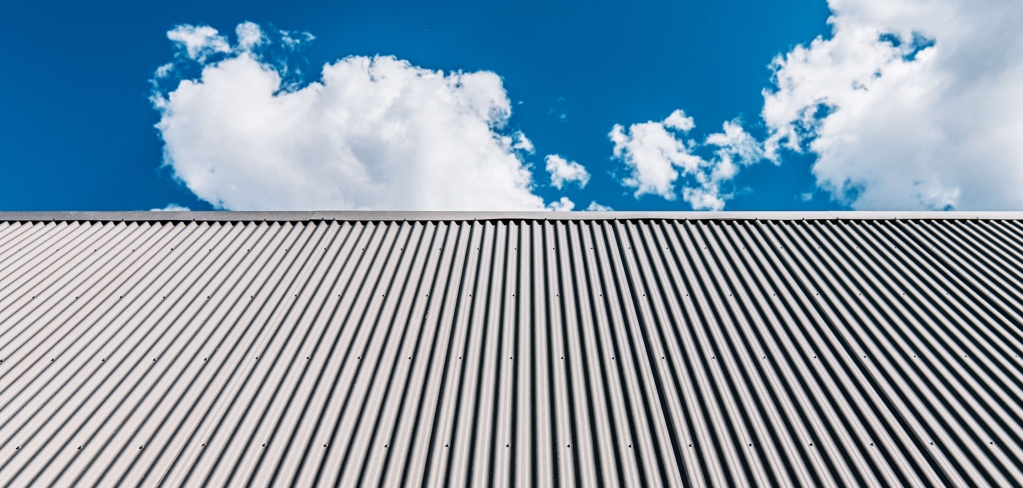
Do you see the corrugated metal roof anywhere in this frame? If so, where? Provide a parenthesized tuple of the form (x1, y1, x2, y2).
(1, 213, 1022, 486)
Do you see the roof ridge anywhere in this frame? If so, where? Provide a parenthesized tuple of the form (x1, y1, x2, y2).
(0, 210, 1022, 223)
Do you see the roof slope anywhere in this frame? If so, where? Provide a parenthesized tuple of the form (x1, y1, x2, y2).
(1, 213, 1023, 486)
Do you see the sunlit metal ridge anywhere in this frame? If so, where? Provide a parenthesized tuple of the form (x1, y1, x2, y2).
(2, 210, 1023, 222)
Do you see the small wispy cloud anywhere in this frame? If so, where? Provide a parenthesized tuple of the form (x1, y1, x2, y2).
(150, 203, 191, 211)
(545, 154, 589, 189)
(584, 201, 613, 212)
(547, 197, 575, 211)
(166, 25, 231, 62)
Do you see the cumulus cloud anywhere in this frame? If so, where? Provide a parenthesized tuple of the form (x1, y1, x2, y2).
(544, 154, 589, 189)
(153, 22, 547, 211)
(610, 110, 699, 200)
(763, 0, 1023, 210)
(609, 0, 1023, 211)
(584, 201, 613, 212)
(610, 110, 761, 211)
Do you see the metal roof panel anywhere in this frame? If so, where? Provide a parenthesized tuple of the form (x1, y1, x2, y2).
(1, 214, 1022, 486)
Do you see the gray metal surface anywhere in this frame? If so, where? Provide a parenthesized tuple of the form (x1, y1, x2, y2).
(1, 214, 1022, 486)
(4, 210, 1023, 223)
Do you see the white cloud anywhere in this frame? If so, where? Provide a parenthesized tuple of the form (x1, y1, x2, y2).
(234, 22, 264, 52)
(150, 203, 191, 211)
(153, 22, 547, 211)
(763, 0, 1023, 210)
(610, 110, 761, 211)
(154, 62, 174, 79)
(547, 196, 575, 211)
(280, 30, 315, 50)
(545, 154, 589, 189)
(512, 133, 535, 153)
(663, 110, 696, 131)
(166, 25, 230, 62)
(706, 121, 764, 171)
(610, 110, 699, 200)
(584, 201, 613, 212)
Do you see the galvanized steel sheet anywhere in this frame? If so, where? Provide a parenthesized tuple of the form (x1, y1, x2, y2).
(1, 214, 1022, 486)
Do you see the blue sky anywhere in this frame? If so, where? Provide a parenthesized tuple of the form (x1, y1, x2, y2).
(2, 0, 1021, 212)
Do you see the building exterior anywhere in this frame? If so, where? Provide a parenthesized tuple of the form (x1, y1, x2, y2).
(1, 211, 1022, 486)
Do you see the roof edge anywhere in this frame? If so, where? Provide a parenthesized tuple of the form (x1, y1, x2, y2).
(2, 210, 1023, 223)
